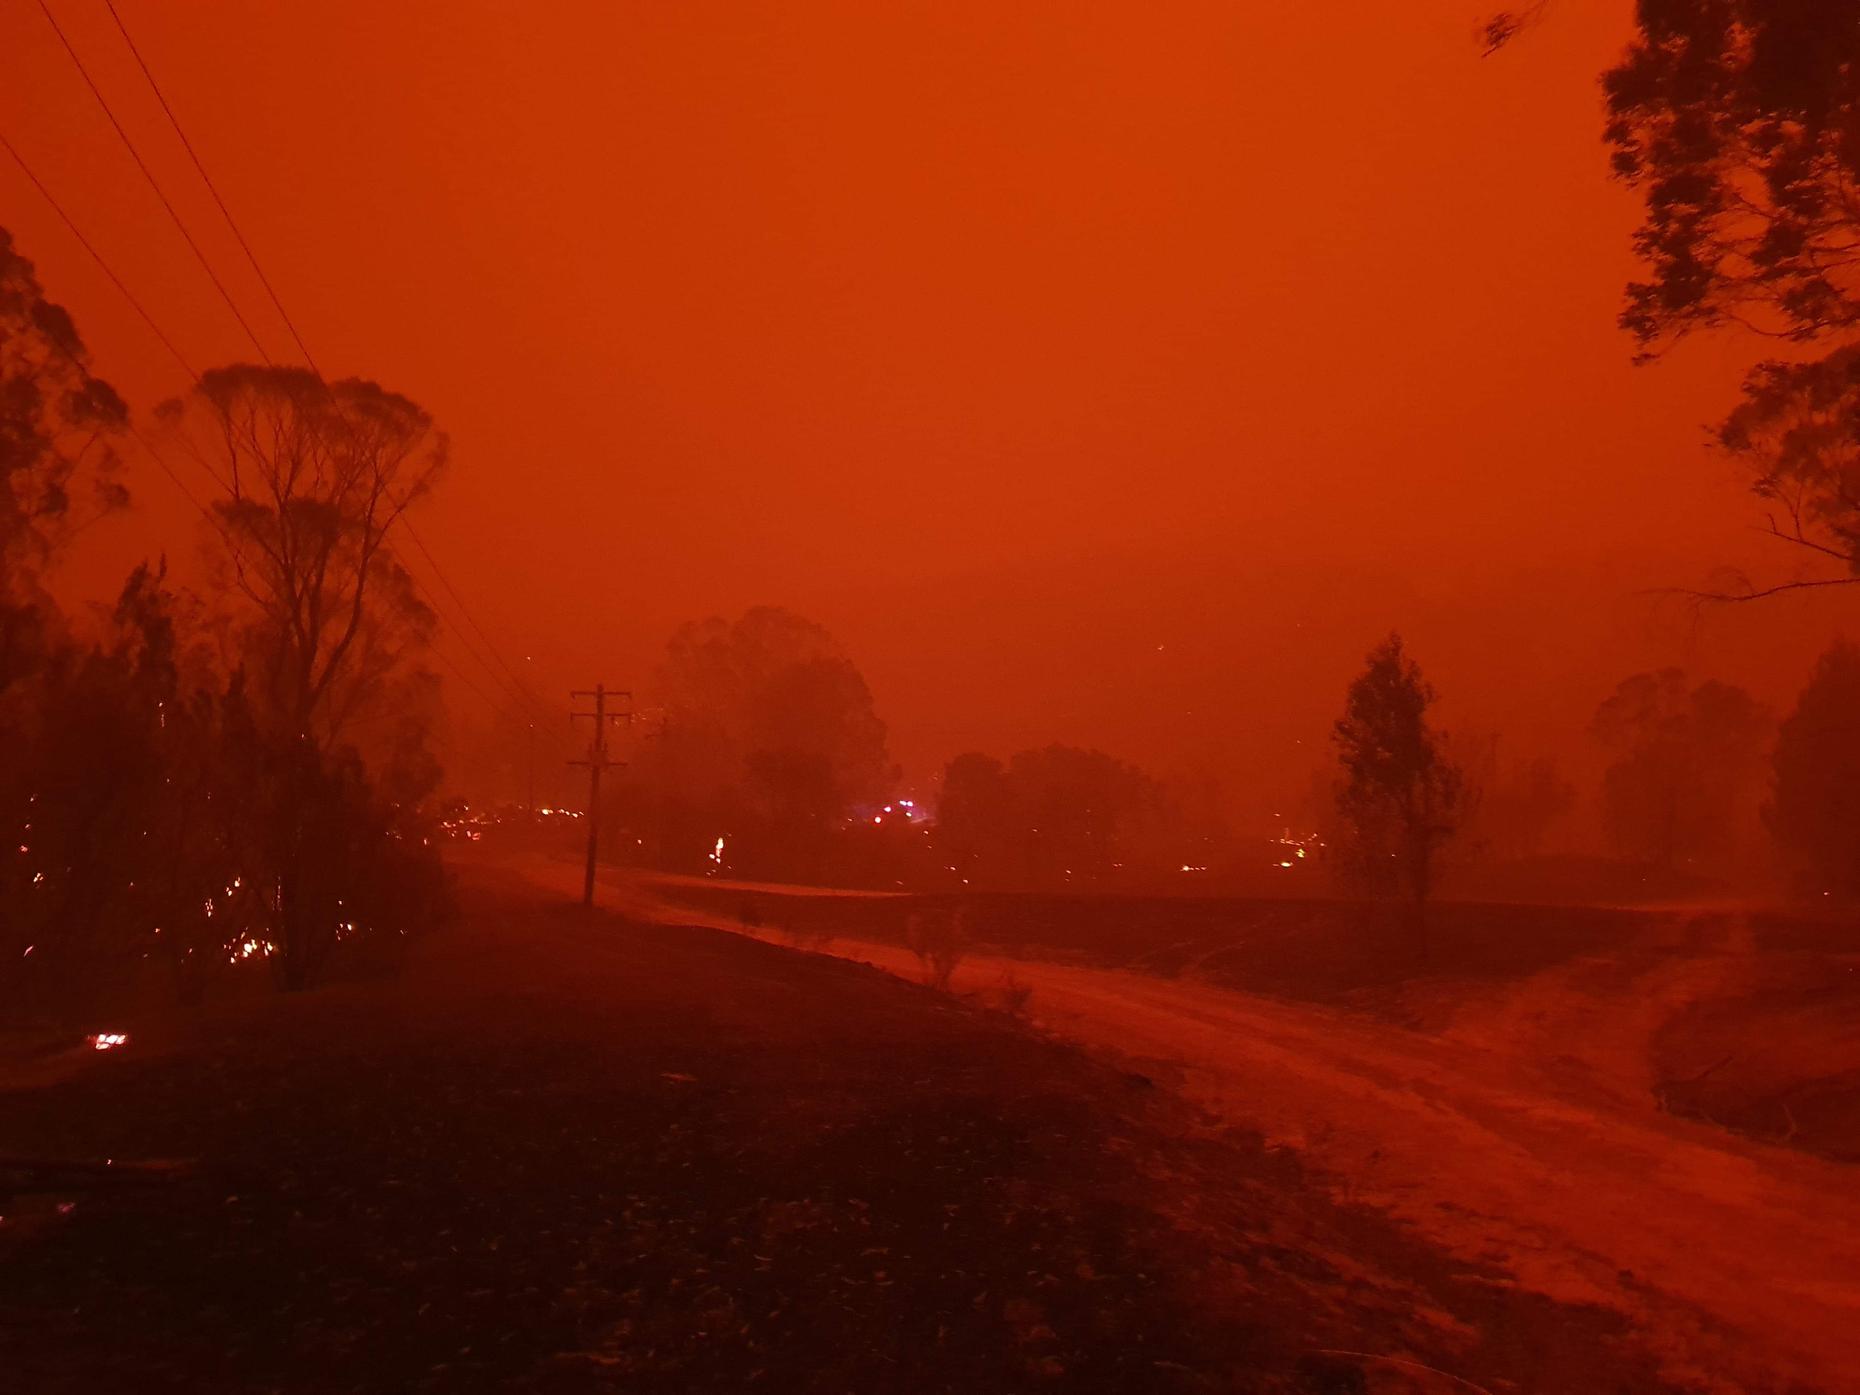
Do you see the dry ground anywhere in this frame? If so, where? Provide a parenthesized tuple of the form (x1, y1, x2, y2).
(611, 862, 1860, 1393)
(0, 859, 1688, 1394)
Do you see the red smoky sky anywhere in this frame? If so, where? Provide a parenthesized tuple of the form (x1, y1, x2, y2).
(4, 2, 1851, 820)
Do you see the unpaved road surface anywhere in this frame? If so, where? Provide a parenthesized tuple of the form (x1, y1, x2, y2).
(539, 859, 1859, 1394)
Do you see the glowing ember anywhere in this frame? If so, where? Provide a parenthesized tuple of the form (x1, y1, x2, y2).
(87, 1032, 129, 1051)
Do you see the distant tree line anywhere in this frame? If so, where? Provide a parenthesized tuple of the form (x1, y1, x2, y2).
(593, 601, 1860, 910)
(597, 606, 1232, 891)
(1321, 629, 1860, 915)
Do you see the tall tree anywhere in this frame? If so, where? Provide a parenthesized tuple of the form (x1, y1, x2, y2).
(1331, 634, 1463, 935)
(1004, 745, 1155, 888)
(931, 745, 1162, 890)
(1604, 1, 1860, 353)
(1601, 1, 1860, 594)
(933, 752, 1013, 886)
(158, 365, 452, 987)
(0, 226, 126, 687)
(625, 607, 893, 877)
(1591, 668, 1771, 871)
(1767, 639, 1860, 899)
(158, 365, 445, 741)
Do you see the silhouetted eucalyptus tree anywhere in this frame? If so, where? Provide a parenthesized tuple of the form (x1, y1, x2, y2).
(1601, 1, 1860, 597)
(1498, 4, 1860, 594)
(624, 607, 893, 878)
(158, 365, 445, 742)
(931, 746, 1160, 890)
(1768, 641, 1860, 900)
(1331, 634, 1463, 948)
(1, 225, 126, 689)
(158, 365, 451, 987)
(1591, 669, 1770, 874)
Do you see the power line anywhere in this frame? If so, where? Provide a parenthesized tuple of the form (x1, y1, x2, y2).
(103, 0, 320, 375)
(2, 128, 508, 735)
(0, 129, 198, 382)
(426, 632, 537, 735)
(0, 130, 247, 548)
(36, 0, 276, 365)
(92, 7, 561, 729)
(20, 10, 571, 747)
(6, 134, 548, 751)
(1, 128, 263, 535)
(399, 550, 570, 742)
(397, 517, 557, 721)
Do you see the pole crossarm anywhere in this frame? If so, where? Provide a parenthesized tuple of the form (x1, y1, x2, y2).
(567, 684, 630, 907)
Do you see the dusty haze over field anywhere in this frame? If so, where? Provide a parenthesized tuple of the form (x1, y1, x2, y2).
(3, 0, 1849, 813)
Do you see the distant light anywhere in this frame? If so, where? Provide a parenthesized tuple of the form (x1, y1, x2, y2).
(873, 815, 883, 824)
(87, 1032, 128, 1052)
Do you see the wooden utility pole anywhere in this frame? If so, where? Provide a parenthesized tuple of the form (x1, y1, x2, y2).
(568, 685, 630, 907)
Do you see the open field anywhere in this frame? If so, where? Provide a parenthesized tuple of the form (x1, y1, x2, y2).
(0, 860, 1694, 1394)
(553, 858, 1860, 1393)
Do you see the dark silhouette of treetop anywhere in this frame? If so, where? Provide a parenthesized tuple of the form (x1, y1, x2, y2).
(1, 224, 128, 589)
(1331, 634, 1463, 936)
(158, 364, 446, 739)
(1768, 640, 1860, 899)
(1604, 0, 1860, 353)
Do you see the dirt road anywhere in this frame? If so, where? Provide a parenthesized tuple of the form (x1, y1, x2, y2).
(552, 860, 1857, 1394)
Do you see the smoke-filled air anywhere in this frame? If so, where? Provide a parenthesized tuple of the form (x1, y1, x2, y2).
(4, 3, 1858, 1391)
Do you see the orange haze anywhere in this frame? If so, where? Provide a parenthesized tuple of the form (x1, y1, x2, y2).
(3, 1, 1850, 818)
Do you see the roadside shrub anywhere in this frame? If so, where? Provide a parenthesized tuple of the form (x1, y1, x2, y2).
(995, 973, 1034, 1018)
(907, 902, 967, 991)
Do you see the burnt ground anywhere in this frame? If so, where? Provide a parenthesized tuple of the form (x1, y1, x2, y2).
(1, 863, 1685, 1394)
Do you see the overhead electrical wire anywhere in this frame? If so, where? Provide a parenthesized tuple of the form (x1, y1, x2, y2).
(103, 0, 319, 374)
(37, 0, 277, 365)
(0, 143, 557, 752)
(0, 129, 198, 382)
(19, 2, 574, 749)
(2, 128, 246, 552)
(97, 0, 565, 734)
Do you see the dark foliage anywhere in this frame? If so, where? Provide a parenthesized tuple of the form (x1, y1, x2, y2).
(1604, 0, 1860, 351)
(0, 231, 450, 1019)
(616, 607, 895, 880)
(0, 568, 451, 1019)
(1330, 635, 1462, 917)
(0, 226, 127, 589)
(1767, 639, 1860, 899)
(932, 745, 1163, 890)
(1590, 668, 1770, 872)
(1602, 3, 1860, 587)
